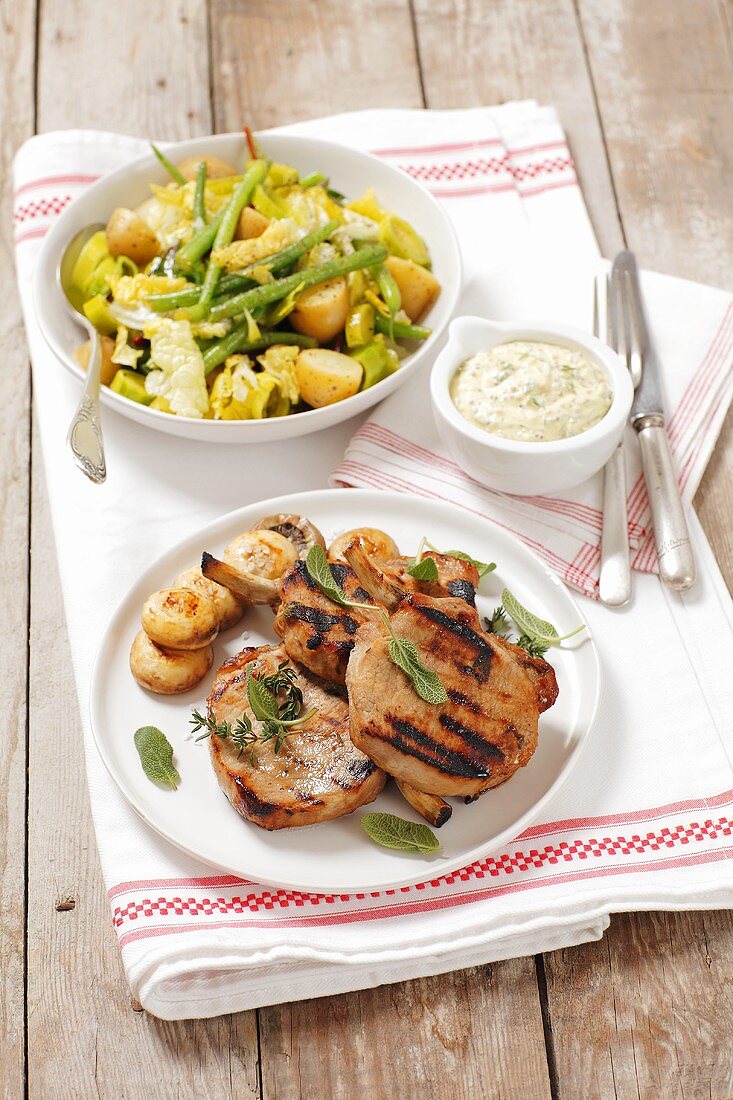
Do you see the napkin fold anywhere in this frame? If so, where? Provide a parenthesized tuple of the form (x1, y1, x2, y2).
(13, 105, 733, 1021)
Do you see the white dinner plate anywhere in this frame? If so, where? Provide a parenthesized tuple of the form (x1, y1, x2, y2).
(90, 489, 601, 892)
(34, 133, 461, 442)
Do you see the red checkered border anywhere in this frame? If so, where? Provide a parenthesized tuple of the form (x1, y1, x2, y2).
(109, 791, 733, 947)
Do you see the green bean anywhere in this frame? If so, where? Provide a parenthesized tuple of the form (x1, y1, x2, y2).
(183, 160, 269, 321)
(209, 244, 388, 321)
(375, 315, 431, 341)
(176, 209, 225, 269)
(149, 219, 340, 313)
(151, 143, 186, 186)
(202, 325, 316, 373)
(240, 218, 339, 277)
(193, 161, 207, 223)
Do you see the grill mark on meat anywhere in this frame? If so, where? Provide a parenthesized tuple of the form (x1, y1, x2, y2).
(286, 602, 360, 636)
(438, 713, 506, 762)
(446, 579, 476, 605)
(446, 688, 481, 714)
(353, 586, 372, 603)
(386, 715, 492, 779)
(282, 559, 319, 592)
(230, 775, 279, 819)
(415, 604, 493, 681)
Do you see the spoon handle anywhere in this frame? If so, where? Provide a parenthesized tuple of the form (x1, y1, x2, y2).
(67, 324, 106, 484)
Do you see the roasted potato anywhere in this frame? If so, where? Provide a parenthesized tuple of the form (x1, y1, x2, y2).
(235, 207, 270, 241)
(176, 154, 238, 181)
(328, 527, 400, 564)
(130, 630, 213, 695)
(224, 529, 298, 580)
(141, 588, 219, 651)
(105, 207, 160, 266)
(295, 348, 362, 408)
(290, 277, 349, 343)
(172, 566, 245, 631)
(384, 256, 440, 321)
(74, 335, 118, 387)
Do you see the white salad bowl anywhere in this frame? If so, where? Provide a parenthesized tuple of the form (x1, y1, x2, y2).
(430, 316, 634, 496)
(34, 133, 461, 443)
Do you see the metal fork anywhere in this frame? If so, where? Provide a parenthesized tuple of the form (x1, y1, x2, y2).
(595, 272, 638, 607)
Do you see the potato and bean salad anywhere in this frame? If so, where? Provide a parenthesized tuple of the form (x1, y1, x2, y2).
(72, 135, 441, 420)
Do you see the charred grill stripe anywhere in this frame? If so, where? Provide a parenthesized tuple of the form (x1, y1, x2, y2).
(414, 604, 493, 681)
(446, 688, 482, 714)
(386, 716, 492, 779)
(286, 602, 360, 636)
(446, 579, 476, 606)
(283, 560, 319, 591)
(439, 713, 506, 762)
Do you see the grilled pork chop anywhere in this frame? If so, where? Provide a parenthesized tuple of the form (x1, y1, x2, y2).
(273, 552, 479, 686)
(207, 644, 386, 829)
(346, 594, 558, 797)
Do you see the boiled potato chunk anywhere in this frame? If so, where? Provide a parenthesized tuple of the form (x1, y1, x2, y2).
(130, 630, 213, 695)
(105, 208, 161, 266)
(176, 154, 238, 180)
(290, 277, 349, 343)
(74, 335, 118, 387)
(235, 206, 270, 241)
(224, 530, 298, 580)
(141, 588, 219, 651)
(384, 256, 440, 322)
(328, 528, 400, 564)
(295, 349, 363, 408)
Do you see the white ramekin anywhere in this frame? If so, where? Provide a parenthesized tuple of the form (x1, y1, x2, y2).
(430, 316, 634, 496)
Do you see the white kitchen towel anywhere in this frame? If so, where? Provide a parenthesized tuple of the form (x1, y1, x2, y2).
(13, 108, 733, 1021)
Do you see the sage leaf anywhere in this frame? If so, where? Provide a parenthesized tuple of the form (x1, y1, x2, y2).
(361, 812, 441, 853)
(246, 666, 281, 722)
(134, 726, 180, 790)
(305, 544, 350, 606)
(388, 635, 448, 704)
(406, 556, 439, 581)
(445, 550, 496, 577)
(502, 588, 585, 646)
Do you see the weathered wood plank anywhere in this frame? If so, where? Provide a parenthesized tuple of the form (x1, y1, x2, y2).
(209, 0, 424, 130)
(412, 0, 624, 256)
(27, 3, 258, 1097)
(0, 0, 36, 1096)
(260, 961, 552, 1100)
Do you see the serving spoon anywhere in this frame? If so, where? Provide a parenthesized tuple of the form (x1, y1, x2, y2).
(59, 223, 108, 484)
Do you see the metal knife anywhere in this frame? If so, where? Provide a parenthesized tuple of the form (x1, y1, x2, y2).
(612, 251, 696, 591)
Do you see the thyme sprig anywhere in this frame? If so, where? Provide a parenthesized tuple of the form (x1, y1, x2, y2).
(191, 659, 315, 757)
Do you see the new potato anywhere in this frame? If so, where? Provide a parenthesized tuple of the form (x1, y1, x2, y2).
(105, 207, 161, 266)
(295, 349, 363, 408)
(384, 256, 440, 322)
(235, 206, 270, 241)
(290, 277, 349, 343)
(176, 154, 238, 180)
(74, 335, 118, 387)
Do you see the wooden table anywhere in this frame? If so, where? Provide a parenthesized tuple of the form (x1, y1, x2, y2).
(2, 1, 732, 1096)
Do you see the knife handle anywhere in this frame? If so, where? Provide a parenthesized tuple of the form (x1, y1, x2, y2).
(635, 415, 696, 591)
(599, 443, 631, 607)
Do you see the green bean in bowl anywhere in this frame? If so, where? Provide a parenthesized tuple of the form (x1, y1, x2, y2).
(69, 135, 441, 421)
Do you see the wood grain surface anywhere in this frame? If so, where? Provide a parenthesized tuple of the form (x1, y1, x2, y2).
(3, 0, 732, 1096)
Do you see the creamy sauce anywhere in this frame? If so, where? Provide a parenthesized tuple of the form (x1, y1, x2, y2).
(450, 340, 613, 443)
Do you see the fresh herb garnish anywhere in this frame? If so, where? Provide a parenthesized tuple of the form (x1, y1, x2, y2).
(134, 726, 180, 790)
(501, 588, 585, 647)
(305, 546, 447, 705)
(190, 660, 315, 757)
(361, 812, 441, 854)
(387, 636, 448, 704)
(407, 536, 495, 580)
(516, 633, 550, 659)
(485, 604, 511, 637)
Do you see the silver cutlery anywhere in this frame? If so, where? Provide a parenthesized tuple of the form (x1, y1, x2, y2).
(595, 272, 634, 607)
(59, 223, 107, 484)
(612, 251, 696, 591)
